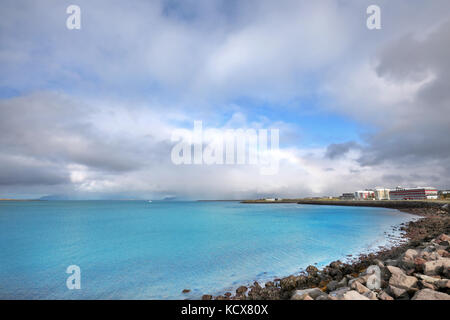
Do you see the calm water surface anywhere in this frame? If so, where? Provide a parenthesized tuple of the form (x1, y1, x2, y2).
(0, 201, 418, 299)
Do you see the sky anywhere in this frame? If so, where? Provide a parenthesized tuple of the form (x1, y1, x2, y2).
(1, 0, 450, 200)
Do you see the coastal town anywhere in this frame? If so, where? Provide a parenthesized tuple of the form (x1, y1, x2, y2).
(258, 186, 450, 203)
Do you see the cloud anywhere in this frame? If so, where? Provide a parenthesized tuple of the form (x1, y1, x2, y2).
(1, 1, 450, 198)
(325, 141, 360, 159)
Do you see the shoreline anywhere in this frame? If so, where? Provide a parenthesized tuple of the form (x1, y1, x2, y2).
(200, 203, 450, 300)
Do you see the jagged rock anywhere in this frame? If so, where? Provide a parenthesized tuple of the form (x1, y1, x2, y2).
(202, 294, 212, 300)
(306, 265, 319, 276)
(414, 257, 427, 272)
(412, 288, 450, 300)
(342, 290, 370, 300)
(280, 276, 298, 291)
(387, 285, 409, 299)
(401, 249, 419, 269)
(415, 273, 440, 283)
(326, 280, 338, 292)
(436, 279, 450, 290)
(291, 288, 324, 300)
(329, 287, 350, 300)
(385, 259, 399, 267)
(378, 291, 394, 300)
(386, 265, 404, 276)
(236, 286, 248, 295)
(437, 234, 450, 242)
(428, 252, 441, 260)
(420, 280, 436, 290)
(364, 291, 378, 300)
(389, 272, 418, 291)
(350, 281, 370, 294)
(373, 259, 385, 268)
(316, 294, 331, 300)
(424, 258, 450, 275)
(337, 277, 348, 288)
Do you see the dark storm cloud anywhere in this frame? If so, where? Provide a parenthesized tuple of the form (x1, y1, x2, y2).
(0, 92, 146, 175)
(0, 155, 69, 186)
(325, 141, 360, 159)
(358, 20, 450, 167)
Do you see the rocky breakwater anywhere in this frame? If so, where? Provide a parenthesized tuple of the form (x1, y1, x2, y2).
(201, 204, 449, 300)
(289, 233, 450, 300)
(203, 234, 449, 300)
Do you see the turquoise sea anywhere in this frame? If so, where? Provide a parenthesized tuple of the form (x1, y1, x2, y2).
(0, 201, 417, 299)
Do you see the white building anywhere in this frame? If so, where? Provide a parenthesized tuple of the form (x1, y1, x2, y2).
(354, 190, 375, 200)
(374, 188, 391, 200)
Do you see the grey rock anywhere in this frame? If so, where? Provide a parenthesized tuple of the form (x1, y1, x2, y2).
(412, 288, 450, 300)
(389, 273, 418, 291)
(329, 287, 350, 300)
(326, 280, 338, 292)
(342, 290, 370, 300)
(385, 259, 399, 267)
(424, 258, 450, 275)
(363, 291, 378, 300)
(350, 281, 370, 294)
(291, 288, 324, 300)
(387, 285, 409, 299)
(378, 291, 394, 300)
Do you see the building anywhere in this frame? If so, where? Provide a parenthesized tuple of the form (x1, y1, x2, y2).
(340, 193, 355, 200)
(374, 188, 390, 200)
(439, 190, 450, 199)
(389, 187, 438, 200)
(354, 190, 375, 200)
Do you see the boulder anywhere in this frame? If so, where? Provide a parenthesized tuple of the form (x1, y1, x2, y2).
(378, 291, 394, 300)
(342, 290, 370, 300)
(385, 259, 399, 267)
(420, 280, 436, 290)
(337, 277, 348, 288)
(350, 281, 370, 294)
(424, 258, 450, 275)
(329, 287, 350, 300)
(291, 288, 324, 300)
(326, 280, 338, 292)
(412, 288, 450, 300)
(306, 265, 319, 276)
(401, 249, 419, 269)
(202, 294, 212, 300)
(363, 291, 378, 300)
(387, 285, 409, 299)
(373, 259, 385, 268)
(236, 286, 248, 295)
(414, 257, 427, 272)
(389, 273, 418, 291)
(316, 294, 331, 300)
(415, 273, 440, 283)
(436, 279, 450, 290)
(386, 265, 404, 276)
(437, 234, 450, 242)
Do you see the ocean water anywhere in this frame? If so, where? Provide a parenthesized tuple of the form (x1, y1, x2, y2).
(0, 200, 418, 299)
